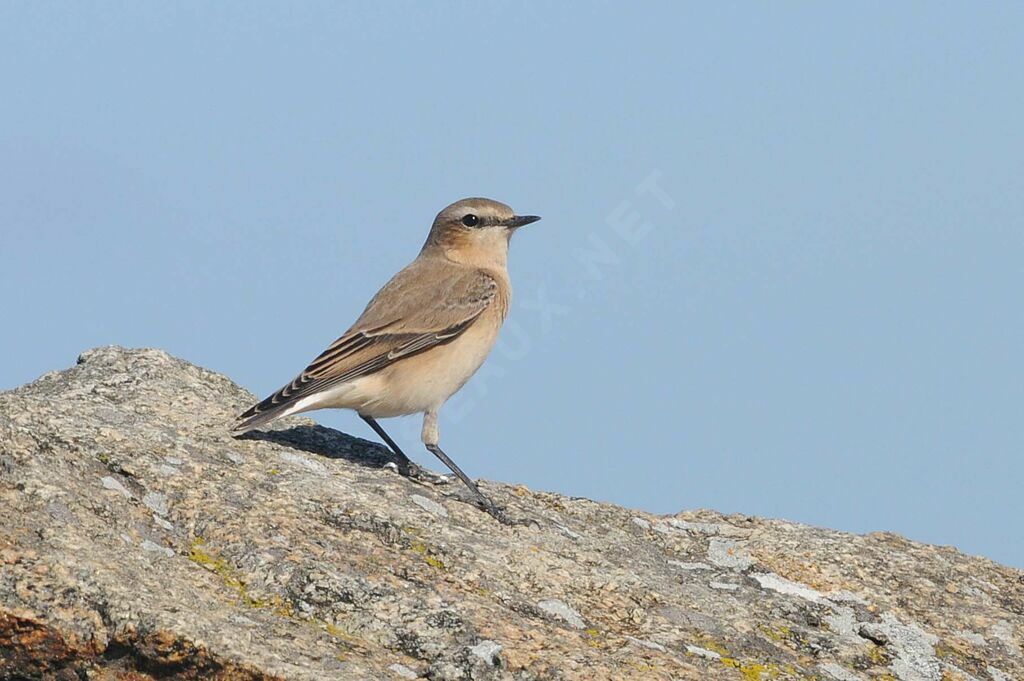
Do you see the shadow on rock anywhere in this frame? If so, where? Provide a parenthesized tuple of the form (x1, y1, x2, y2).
(237, 424, 394, 470)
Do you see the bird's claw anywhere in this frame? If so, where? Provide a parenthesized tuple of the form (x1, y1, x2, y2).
(394, 461, 451, 486)
(476, 498, 536, 527)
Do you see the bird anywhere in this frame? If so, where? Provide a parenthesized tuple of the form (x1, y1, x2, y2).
(232, 198, 541, 523)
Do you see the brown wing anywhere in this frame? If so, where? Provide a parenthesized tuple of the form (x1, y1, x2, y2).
(233, 261, 497, 431)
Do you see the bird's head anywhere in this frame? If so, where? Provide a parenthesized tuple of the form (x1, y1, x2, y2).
(424, 198, 541, 265)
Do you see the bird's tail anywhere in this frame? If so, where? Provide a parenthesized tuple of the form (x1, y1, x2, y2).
(231, 392, 302, 435)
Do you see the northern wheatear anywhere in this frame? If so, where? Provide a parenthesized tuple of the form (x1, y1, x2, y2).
(233, 198, 541, 522)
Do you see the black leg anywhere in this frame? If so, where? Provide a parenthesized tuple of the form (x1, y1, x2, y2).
(426, 443, 520, 525)
(360, 414, 415, 472)
(361, 415, 522, 525)
(360, 415, 450, 485)
(424, 443, 487, 500)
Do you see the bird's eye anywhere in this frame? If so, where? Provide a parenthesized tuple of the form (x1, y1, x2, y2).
(461, 214, 480, 227)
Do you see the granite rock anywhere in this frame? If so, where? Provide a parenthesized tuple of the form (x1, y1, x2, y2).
(1, 347, 1021, 680)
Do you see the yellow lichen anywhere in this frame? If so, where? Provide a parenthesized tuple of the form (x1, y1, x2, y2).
(867, 643, 889, 665)
(721, 659, 781, 680)
(324, 622, 357, 642)
(409, 540, 446, 570)
(690, 639, 781, 681)
(188, 538, 242, 589)
(582, 628, 603, 649)
(186, 537, 376, 661)
(759, 624, 793, 642)
(188, 537, 290, 615)
(692, 636, 729, 656)
(247, 593, 296, 618)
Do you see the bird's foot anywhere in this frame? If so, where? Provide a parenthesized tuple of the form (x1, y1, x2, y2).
(384, 460, 451, 486)
(407, 461, 452, 485)
(474, 496, 537, 528)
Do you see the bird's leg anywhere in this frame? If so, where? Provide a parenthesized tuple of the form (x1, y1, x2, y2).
(424, 442, 528, 526)
(424, 442, 494, 508)
(420, 411, 527, 525)
(359, 415, 448, 484)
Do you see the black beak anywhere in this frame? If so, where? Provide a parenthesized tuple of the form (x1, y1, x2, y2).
(507, 215, 541, 228)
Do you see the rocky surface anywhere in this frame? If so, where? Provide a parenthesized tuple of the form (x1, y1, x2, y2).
(1, 346, 1022, 681)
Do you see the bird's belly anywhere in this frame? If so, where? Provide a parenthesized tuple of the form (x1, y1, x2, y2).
(362, 318, 501, 418)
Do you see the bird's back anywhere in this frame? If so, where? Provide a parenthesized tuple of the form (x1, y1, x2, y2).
(232, 251, 509, 432)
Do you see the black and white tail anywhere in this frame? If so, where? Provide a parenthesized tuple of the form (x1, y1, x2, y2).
(231, 381, 308, 435)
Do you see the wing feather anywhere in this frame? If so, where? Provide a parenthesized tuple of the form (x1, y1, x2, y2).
(233, 263, 498, 431)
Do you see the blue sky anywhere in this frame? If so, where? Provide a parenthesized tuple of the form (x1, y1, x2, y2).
(2, 3, 1022, 567)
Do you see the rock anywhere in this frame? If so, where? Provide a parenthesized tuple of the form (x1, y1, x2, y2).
(389, 662, 421, 679)
(686, 644, 722, 660)
(468, 639, 502, 665)
(143, 491, 169, 516)
(100, 475, 132, 498)
(140, 539, 175, 558)
(707, 581, 740, 591)
(410, 493, 449, 518)
(0, 346, 1022, 680)
(536, 599, 586, 629)
(750, 572, 825, 603)
(706, 537, 754, 570)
